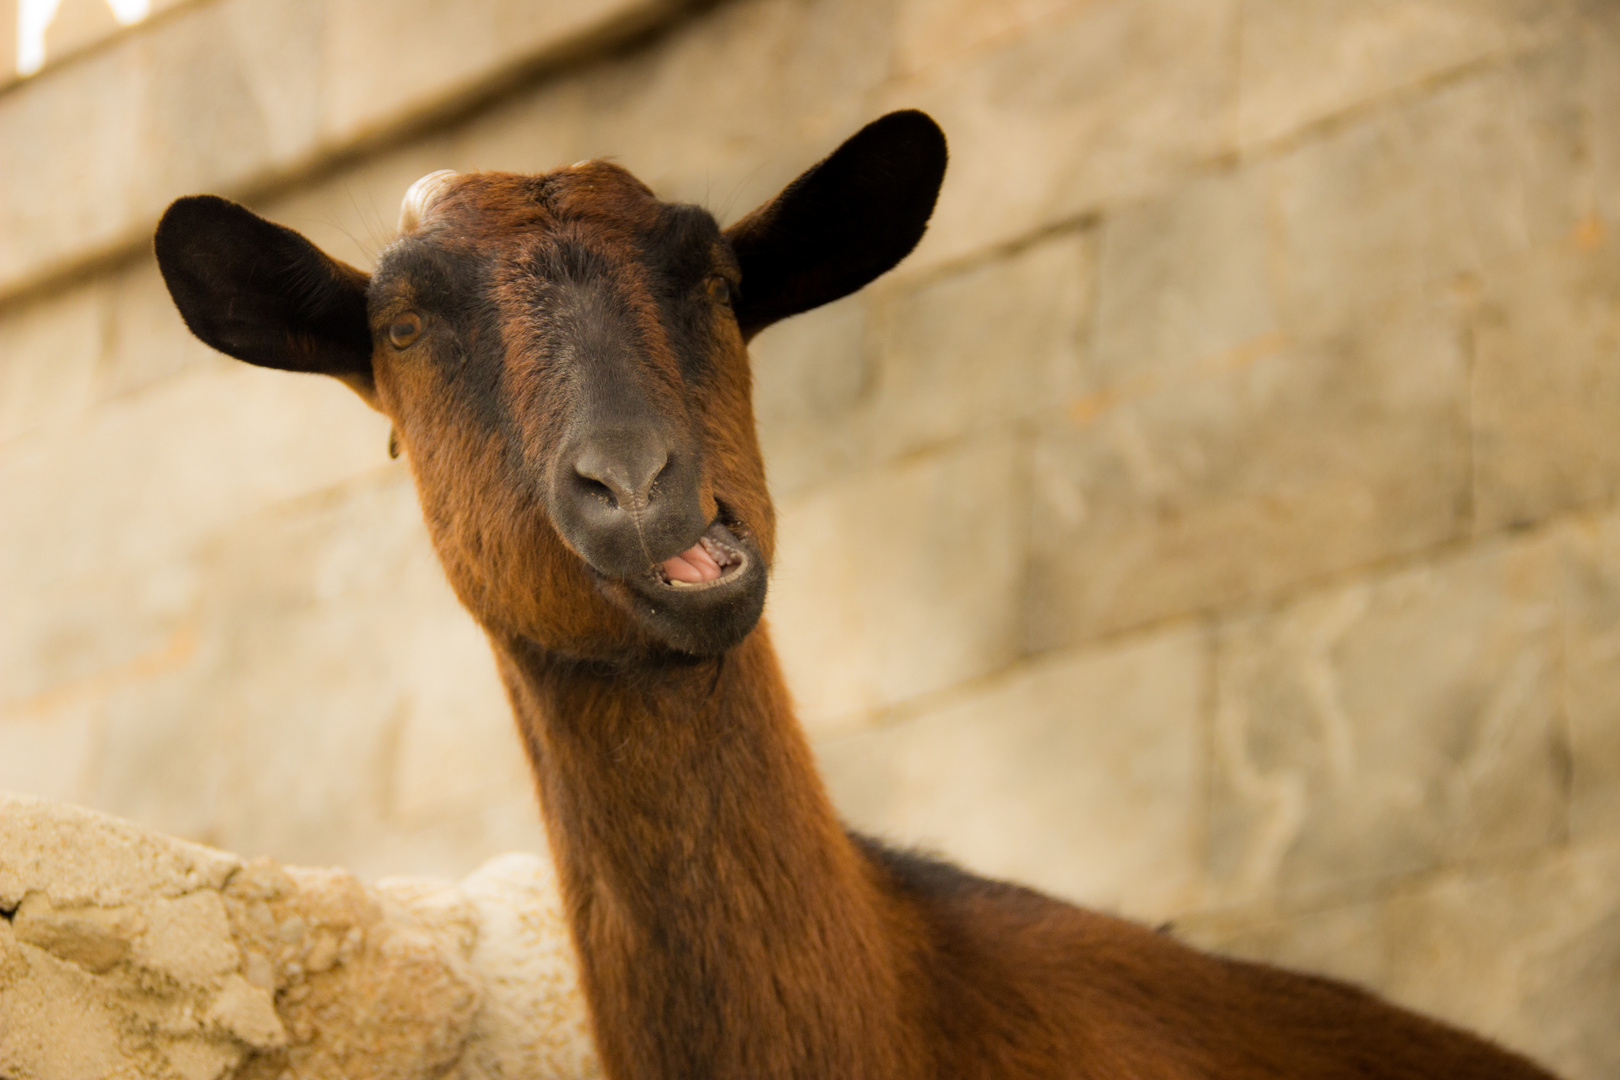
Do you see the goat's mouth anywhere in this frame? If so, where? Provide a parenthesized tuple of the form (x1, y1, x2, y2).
(650, 521, 749, 591)
(611, 516, 766, 656)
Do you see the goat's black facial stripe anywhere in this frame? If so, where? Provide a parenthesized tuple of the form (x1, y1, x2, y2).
(641, 204, 730, 385)
(371, 203, 734, 463)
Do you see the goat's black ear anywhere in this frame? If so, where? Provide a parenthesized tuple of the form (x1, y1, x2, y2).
(724, 110, 947, 339)
(155, 195, 375, 393)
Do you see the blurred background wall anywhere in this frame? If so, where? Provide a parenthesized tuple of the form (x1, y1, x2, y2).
(2, 0, 1618, 1075)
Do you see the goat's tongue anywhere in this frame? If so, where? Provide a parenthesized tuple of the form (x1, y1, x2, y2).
(662, 540, 722, 584)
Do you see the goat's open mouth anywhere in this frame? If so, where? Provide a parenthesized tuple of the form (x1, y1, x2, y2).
(612, 516, 766, 655)
(650, 521, 749, 591)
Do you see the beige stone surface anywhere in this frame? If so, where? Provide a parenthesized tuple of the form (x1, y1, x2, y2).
(0, 281, 102, 447)
(100, 260, 222, 401)
(769, 433, 1026, 732)
(1270, 43, 1585, 338)
(0, 793, 597, 1080)
(1090, 166, 1274, 389)
(1027, 287, 1468, 647)
(1589, 7, 1620, 230)
(1208, 532, 1566, 905)
(890, 0, 1237, 275)
(0, 793, 240, 908)
(0, 362, 388, 704)
(1562, 510, 1620, 841)
(1472, 231, 1620, 531)
(868, 233, 1090, 461)
(751, 295, 874, 498)
(892, 0, 1082, 79)
(818, 626, 1207, 920)
(77, 470, 544, 881)
(0, 0, 693, 299)
(753, 230, 1090, 496)
(1235, 0, 1566, 150)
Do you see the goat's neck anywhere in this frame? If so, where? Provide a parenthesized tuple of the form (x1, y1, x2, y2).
(493, 627, 924, 1080)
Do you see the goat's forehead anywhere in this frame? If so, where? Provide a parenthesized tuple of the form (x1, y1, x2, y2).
(376, 170, 723, 296)
(412, 164, 668, 238)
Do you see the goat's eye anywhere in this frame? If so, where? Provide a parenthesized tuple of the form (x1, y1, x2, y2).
(706, 276, 732, 306)
(387, 313, 423, 348)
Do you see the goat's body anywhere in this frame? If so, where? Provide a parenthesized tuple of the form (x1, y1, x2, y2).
(878, 848, 1551, 1079)
(156, 112, 1562, 1080)
(495, 628, 1556, 1080)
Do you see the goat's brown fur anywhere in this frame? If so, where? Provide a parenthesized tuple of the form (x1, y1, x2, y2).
(155, 112, 1561, 1080)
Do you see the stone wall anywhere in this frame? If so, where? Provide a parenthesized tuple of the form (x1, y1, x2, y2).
(2, 1, 1618, 1076)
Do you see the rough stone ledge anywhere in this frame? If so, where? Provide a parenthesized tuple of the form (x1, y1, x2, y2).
(0, 793, 599, 1080)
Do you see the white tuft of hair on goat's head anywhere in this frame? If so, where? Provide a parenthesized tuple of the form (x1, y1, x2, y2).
(398, 170, 461, 234)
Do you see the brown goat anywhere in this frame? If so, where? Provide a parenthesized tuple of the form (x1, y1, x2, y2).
(154, 111, 1561, 1080)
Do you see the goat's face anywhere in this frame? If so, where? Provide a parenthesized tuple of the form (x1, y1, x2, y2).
(154, 112, 945, 660)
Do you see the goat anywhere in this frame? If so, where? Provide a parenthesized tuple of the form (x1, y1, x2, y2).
(154, 111, 1561, 1080)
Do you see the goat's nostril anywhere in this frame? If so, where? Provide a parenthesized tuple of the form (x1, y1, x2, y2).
(581, 477, 616, 505)
(573, 439, 670, 511)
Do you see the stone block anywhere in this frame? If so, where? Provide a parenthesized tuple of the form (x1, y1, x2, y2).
(436, 853, 600, 1080)
(0, 283, 102, 446)
(769, 433, 1026, 732)
(129, 0, 288, 226)
(210, 0, 325, 171)
(0, 359, 386, 592)
(1090, 164, 1274, 389)
(98, 258, 220, 400)
(817, 626, 1208, 921)
(866, 232, 1090, 461)
(0, 703, 97, 808)
(1270, 46, 1585, 336)
(0, 0, 688, 300)
(1027, 288, 1468, 648)
(1589, 8, 1620, 229)
(451, 0, 897, 227)
(1207, 532, 1566, 905)
(1236, 0, 1569, 149)
(751, 295, 874, 498)
(12, 893, 141, 974)
(264, 0, 897, 273)
(83, 470, 546, 879)
(892, 0, 1080, 79)
(321, 0, 671, 149)
(1470, 233, 1620, 531)
(0, 0, 15, 84)
(1561, 510, 1620, 840)
(0, 360, 388, 706)
(754, 232, 1090, 496)
(0, 797, 598, 1080)
(886, 0, 1237, 275)
(0, 792, 239, 908)
(0, 43, 143, 291)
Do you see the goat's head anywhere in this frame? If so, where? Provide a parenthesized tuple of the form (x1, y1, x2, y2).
(154, 111, 946, 660)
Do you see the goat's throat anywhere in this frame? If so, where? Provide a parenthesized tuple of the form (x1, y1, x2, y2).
(492, 630, 909, 1078)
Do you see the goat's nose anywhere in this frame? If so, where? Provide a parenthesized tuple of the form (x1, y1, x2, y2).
(552, 426, 708, 580)
(573, 434, 669, 511)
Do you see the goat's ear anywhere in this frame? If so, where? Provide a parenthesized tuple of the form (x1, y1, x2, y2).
(155, 195, 377, 401)
(724, 110, 947, 339)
